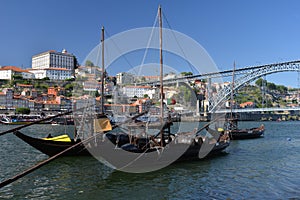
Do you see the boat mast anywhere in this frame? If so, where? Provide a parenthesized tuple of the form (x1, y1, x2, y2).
(229, 61, 237, 130)
(159, 5, 165, 147)
(159, 5, 164, 119)
(230, 61, 235, 119)
(101, 26, 105, 115)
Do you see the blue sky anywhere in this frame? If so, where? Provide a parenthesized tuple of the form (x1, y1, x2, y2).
(1, 0, 300, 87)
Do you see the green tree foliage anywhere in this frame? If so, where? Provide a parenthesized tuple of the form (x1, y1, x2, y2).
(65, 83, 73, 91)
(140, 77, 146, 82)
(85, 60, 94, 67)
(255, 78, 288, 94)
(74, 56, 79, 69)
(95, 90, 100, 97)
(255, 78, 266, 87)
(42, 77, 50, 80)
(39, 83, 49, 93)
(176, 86, 192, 105)
(65, 77, 75, 81)
(181, 72, 193, 76)
(15, 107, 30, 115)
(276, 85, 287, 94)
(12, 75, 23, 80)
(267, 82, 276, 90)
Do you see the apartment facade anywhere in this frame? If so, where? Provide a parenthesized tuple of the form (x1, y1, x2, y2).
(30, 49, 76, 80)
(123, 85, 156, 98)
(0, 66, 34, 80)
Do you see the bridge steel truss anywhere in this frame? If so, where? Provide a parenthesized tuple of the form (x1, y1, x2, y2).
(208, 60, 300, 112)
(137, 60, 300, 112)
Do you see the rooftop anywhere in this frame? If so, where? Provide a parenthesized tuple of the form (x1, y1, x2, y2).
(0, 66, 30, 73)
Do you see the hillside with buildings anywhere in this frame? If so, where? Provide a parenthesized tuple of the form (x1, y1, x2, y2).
(0, 49, 299, 121)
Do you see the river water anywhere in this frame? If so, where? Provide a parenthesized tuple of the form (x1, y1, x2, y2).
(0, 121, 299, 199)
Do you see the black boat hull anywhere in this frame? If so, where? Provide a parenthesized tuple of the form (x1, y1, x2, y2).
(14, 131, 229, 163)
(229, 129, 264, 140)
(14, 131, 90, 156)
(177, 140, 230, 162)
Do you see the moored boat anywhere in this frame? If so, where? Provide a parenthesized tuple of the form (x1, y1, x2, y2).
(226, 123, 264, 140)
(0, 115, 52, 125)
(14, 131, 90, 156)
(12, 6, 230, 169)
(225, 62, 265, 140)
(13, 115, 113, 156)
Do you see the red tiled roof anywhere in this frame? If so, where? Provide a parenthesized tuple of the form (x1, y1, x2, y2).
(0, 66, 29, 73)
(240, 101, 254, 108)
(16, 83, 33, 87)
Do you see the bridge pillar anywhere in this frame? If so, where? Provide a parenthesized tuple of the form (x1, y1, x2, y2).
(262, 75, 266, 109)
(206, 78, 212, 115)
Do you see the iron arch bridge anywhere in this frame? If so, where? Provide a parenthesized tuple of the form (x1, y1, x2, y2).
(208, 60, 300, 112)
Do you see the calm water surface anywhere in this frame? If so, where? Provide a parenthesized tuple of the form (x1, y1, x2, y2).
(0, 121, 299, 199)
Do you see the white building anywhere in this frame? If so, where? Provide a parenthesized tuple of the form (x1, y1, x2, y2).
(29, 68, 73, 80)
(31, 49, 76, 80)
(32, 49, 75, 70)
(0, 66, 34, 80)
(123, 85, 156, 98)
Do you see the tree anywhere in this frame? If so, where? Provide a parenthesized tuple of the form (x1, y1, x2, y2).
(12, 75, 23, 80)
(15, 107, 30, 115)
(65, 77, 75, 81)
(255, 78, 267, 87)
(65, 83, 73, 91)
(85, 60, 94, 67)
(74, 56, 79, 69)
(181, 72, 193, 76)
(140, 77, 146, 82)
(276, 85, 287, 94)
(267, 82, 276, 90)
(42, 77, 50, 81)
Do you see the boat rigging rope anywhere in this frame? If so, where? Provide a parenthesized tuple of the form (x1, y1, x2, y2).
(138, 9, 159, 76)
(103, 29, 135, 72)
(162, 12, 197, 75)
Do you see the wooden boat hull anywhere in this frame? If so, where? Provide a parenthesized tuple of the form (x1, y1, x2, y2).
(106, 130, 229, 162)
(14, 130, 229, 162)
(14, 131, 90, 156)
(177, 140, 229, 162)
(228, 128, 264, 140)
